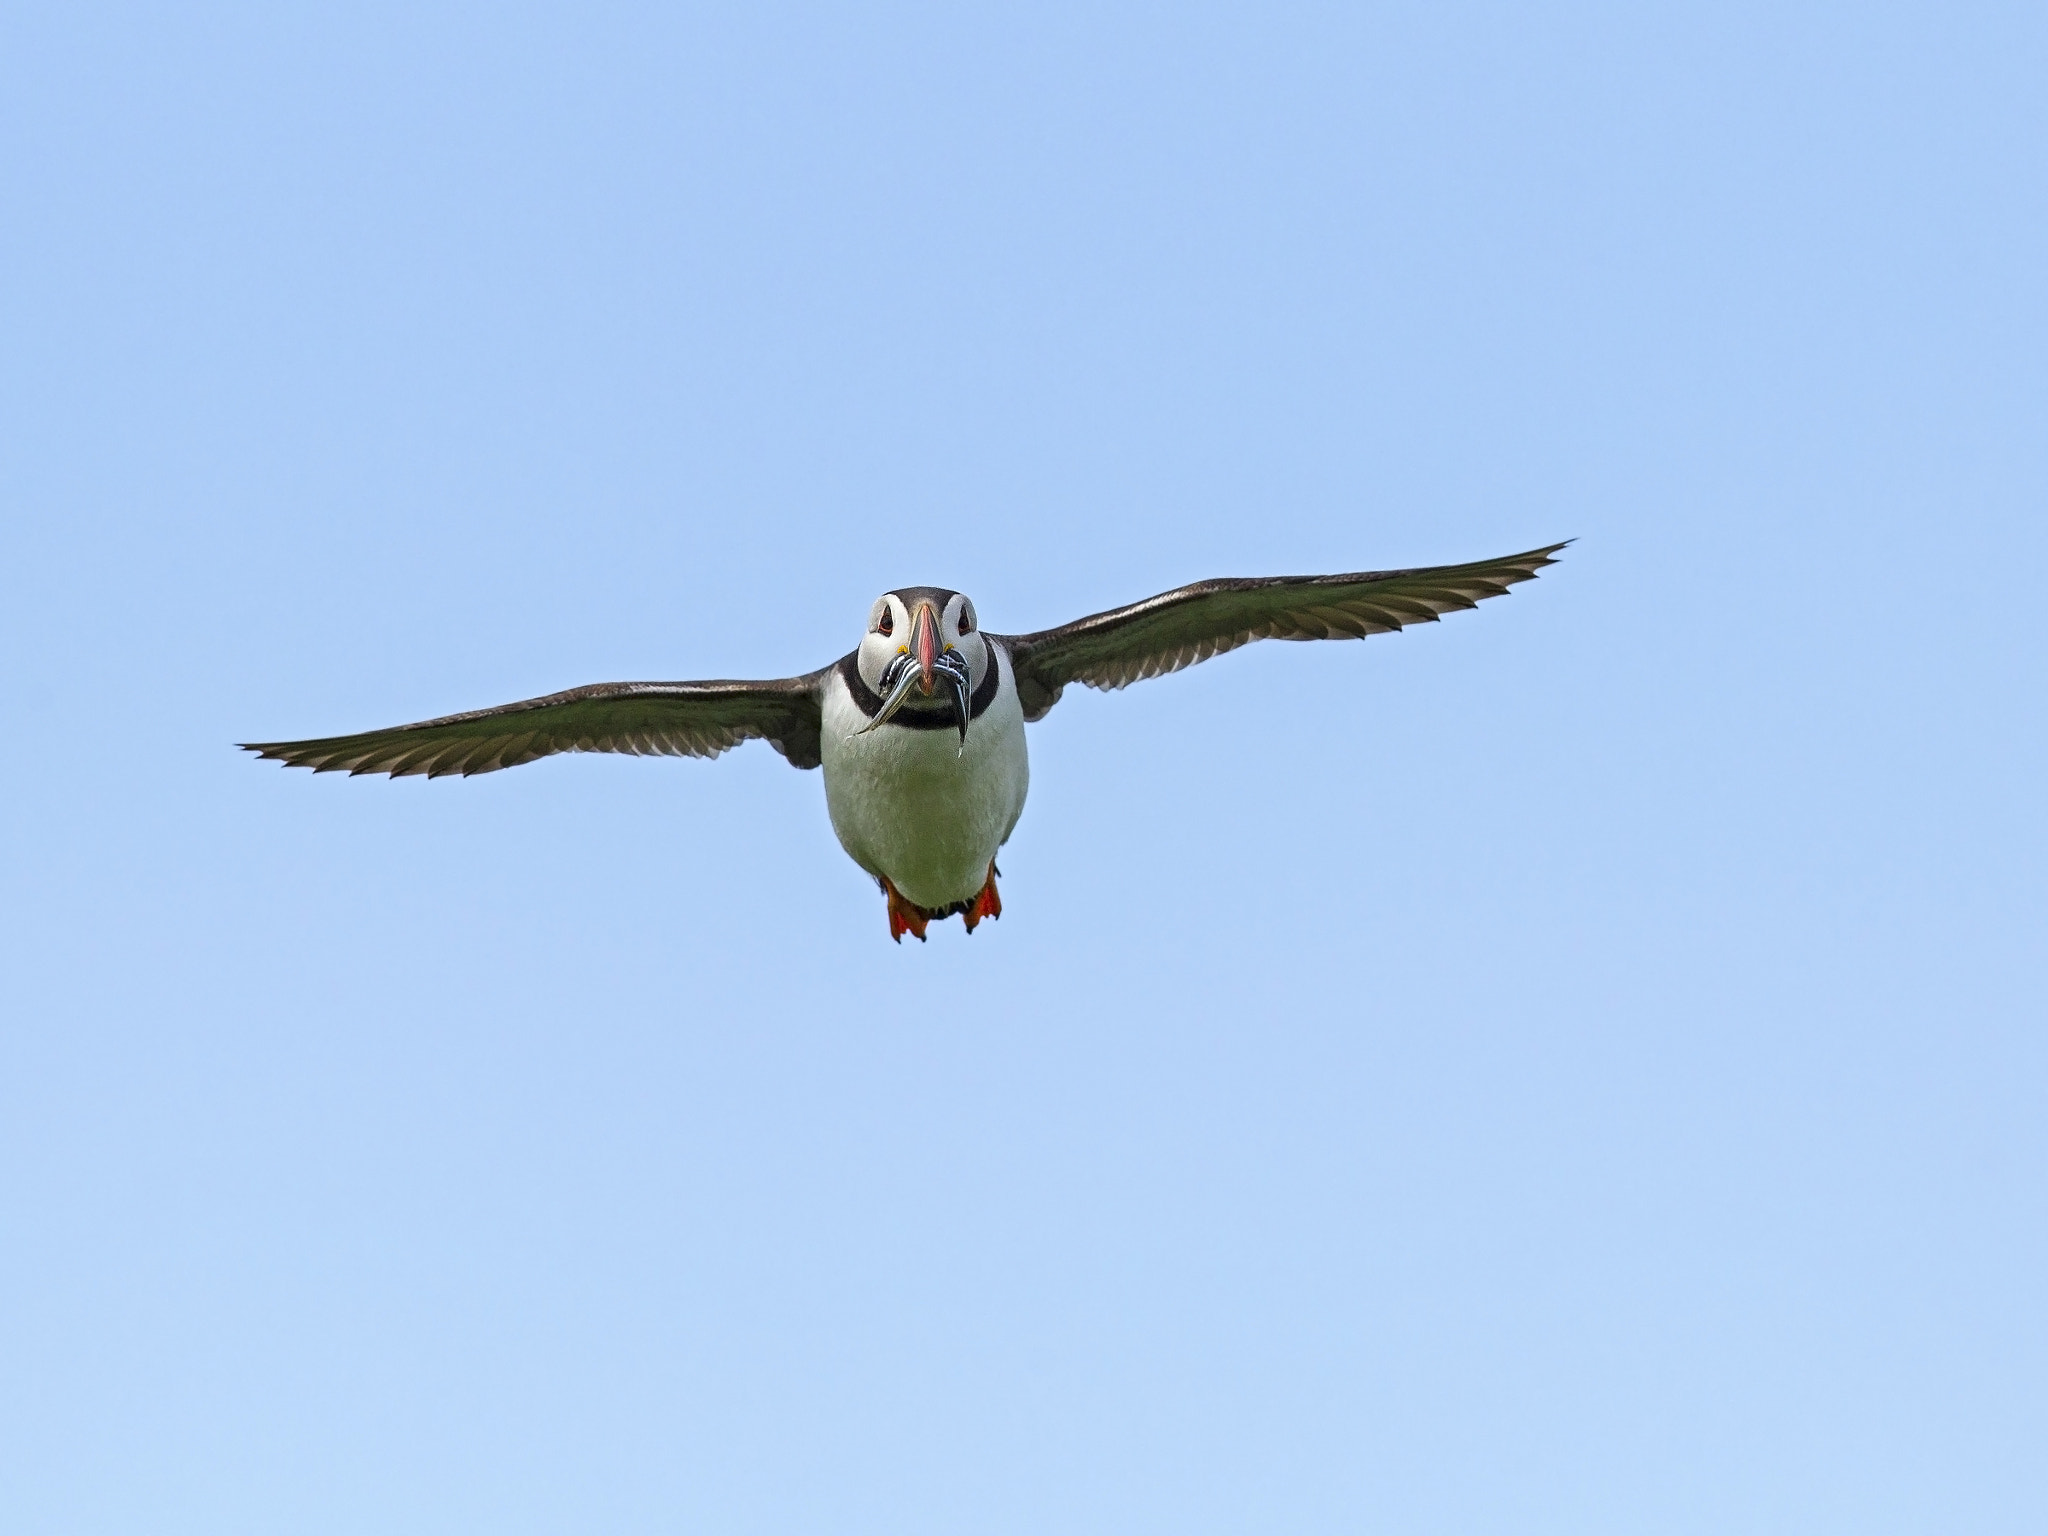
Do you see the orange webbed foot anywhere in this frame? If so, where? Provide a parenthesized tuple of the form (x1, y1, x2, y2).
(961, 861, 1003, 934)
(882, 877, 930, 943)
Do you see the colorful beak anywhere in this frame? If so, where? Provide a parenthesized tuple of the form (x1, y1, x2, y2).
(909, 601, 941, 695)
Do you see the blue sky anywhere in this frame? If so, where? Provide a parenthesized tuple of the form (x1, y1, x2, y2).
(2, 3, 2043, 1532)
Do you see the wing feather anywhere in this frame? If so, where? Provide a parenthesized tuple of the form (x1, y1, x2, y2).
(242, 669, 833, 777)
(993, 542, 1566, 720)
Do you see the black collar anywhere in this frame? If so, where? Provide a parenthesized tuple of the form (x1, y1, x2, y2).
(837, 635, 1000, 728)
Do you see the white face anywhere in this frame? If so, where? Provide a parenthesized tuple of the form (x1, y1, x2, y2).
(856, 590, 987, 694)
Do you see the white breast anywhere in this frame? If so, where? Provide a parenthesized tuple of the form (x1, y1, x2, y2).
(819, 641, 1031, 910)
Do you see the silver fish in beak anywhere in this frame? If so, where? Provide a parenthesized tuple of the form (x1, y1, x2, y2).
(852, 653, 924, 735)
(850, 648, 975, 746)
(931, 648, 973, 749)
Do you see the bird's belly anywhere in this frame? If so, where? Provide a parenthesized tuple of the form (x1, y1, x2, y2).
(819, 682, 1029, 910)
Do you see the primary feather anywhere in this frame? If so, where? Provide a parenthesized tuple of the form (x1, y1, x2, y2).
(241, 672, 831, 777)
(991, 541, 1566, 721)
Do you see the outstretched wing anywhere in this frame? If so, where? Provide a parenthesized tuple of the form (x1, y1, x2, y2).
(992, 541, 1567, 721)
(242, 668, 834, 777)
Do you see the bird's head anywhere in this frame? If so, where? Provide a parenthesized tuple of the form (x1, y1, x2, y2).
(855, 587, 988, 741)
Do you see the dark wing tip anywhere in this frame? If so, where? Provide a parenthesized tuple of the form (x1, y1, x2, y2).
(241, 739, 380, 773)
(1480, 537, 1572, 582)
(242, 741, 315, 763)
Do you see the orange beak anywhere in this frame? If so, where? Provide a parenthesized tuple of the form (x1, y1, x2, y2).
(909, 600, 940, 694)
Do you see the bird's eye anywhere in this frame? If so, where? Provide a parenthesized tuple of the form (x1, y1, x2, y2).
(877, 609, 894, 636)
(958, 608, 973, 634)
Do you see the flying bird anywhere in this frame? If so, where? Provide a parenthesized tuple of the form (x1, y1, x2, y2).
(245, 542, 1566, 940)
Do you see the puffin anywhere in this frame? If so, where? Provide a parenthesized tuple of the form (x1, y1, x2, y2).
(245, 541, 1565, 941)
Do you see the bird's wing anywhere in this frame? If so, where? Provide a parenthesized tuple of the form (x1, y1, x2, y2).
(242, 668, 833, 776)
(991, 541, 1567, 721)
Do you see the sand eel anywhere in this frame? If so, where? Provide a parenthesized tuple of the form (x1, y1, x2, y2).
(244, 543, 1567, 940)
